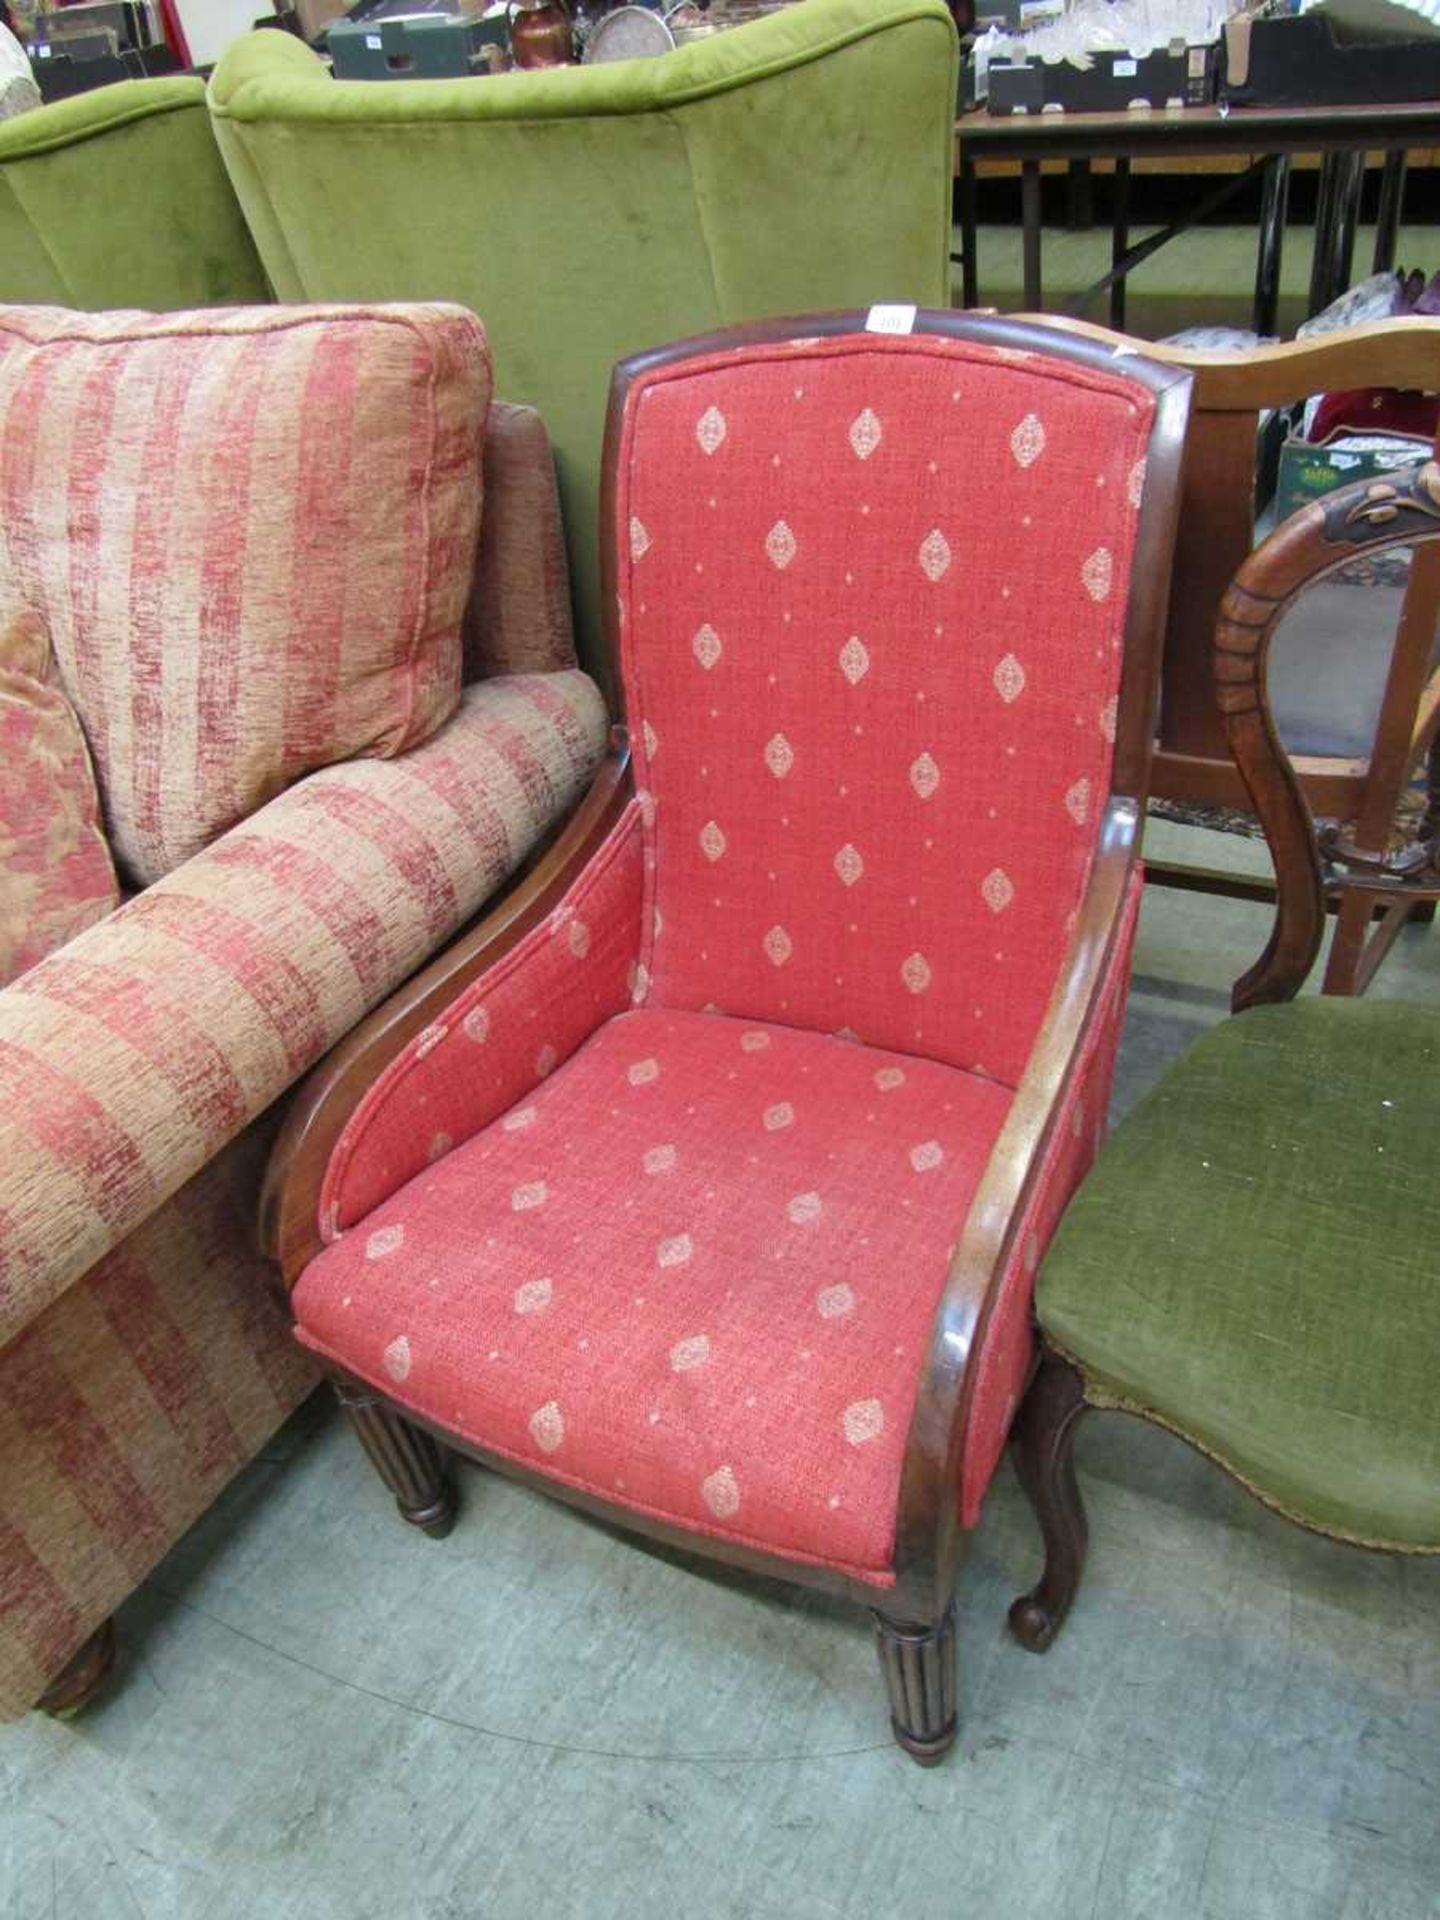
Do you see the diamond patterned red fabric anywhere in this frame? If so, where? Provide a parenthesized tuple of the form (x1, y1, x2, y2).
(294, 1009, 1012, 1580)
(322, 801, 646, 1236)
(957, 870, 1140, 1525)
(617, 333, 1152, 1086)
(295, 326, 1163, 1576)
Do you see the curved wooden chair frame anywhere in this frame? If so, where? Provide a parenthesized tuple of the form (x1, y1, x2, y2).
(1007, 458, 1440, 1655)
(1020, 313, 1440, 996)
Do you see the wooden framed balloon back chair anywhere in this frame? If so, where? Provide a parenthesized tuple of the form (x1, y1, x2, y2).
(1009, 456, 1440, 1657)
(1022, 314, 1440, 995)
(261, 311, 1191, 1766)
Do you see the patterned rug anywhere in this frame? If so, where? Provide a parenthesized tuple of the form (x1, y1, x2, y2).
(1148, 797, 1266, 840)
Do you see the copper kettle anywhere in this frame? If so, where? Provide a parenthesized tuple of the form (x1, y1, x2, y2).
(508, 0, 574, 66)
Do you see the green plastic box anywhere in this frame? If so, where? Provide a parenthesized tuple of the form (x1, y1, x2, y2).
(328, 13, 510, 80)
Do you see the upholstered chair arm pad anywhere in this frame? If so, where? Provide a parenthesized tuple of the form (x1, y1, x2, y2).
(0, 672, 606, 1346)
(0, 75, 209, 160)
(261, 736, 640, 1289)
(898, 807, 1143, 1545)
(465, 402, 577, 680)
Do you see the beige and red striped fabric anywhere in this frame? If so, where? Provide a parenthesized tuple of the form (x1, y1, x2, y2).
(0, 1124, 316, 1721)
(1, 306, 607, 1717)
(0, 609, 119, 985)
(466, 403, 576, 682)
(0, 303, 492, 888)
(1, 666, 604, 1715)
(0, 670, 607, 1350)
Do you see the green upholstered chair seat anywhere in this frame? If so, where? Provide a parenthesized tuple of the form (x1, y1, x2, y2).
(1037, 997, 1440, 1550)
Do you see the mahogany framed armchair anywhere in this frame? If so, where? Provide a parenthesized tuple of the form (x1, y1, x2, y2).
(262, 311, 1191, 1764)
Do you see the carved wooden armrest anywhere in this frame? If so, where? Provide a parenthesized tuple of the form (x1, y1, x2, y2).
(1215, 461, 1440, 1012)
(893, 801, 1142, 1615)
(260, 732, 633, 1289)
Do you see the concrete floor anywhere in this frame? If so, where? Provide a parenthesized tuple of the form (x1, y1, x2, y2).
(3, 825, 1438, 1920)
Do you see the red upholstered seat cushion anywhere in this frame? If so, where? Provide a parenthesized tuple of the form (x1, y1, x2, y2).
(293, 1007, 1012, 1581)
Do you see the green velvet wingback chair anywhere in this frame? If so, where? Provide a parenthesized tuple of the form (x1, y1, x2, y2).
(207, 0, 959, 679)
(0, 77, 269, 308)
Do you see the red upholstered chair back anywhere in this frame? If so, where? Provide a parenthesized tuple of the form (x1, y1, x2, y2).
(609, 320, 1160, 1084)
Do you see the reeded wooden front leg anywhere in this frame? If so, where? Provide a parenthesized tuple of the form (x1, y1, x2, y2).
(37, 1618, 117, 1718)
(873, 1605, 957, 1767)
(334, 1378, 456, 1538)
(1008, 1353, 1089, 1652)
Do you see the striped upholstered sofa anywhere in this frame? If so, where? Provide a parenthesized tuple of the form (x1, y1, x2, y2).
(0, 303, 608, 1717)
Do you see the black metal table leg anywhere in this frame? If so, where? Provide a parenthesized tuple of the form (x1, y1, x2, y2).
(1309, 149, 1364, 316)
(1066, 157, 1094, 231)
(959, 148, 979, 308)
(1021, 160, 1043, 309)
(1373, 150, 1408, 274)
(1330, 149, 1364, 296)
(1109, 156, 1131, 331)
(1308, 151, 1340, 317)
(1252, 153, 1290, 337)
(1067, 159, 1266, 324)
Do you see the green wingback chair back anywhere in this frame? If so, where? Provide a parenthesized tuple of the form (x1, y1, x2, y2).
(207, 0, 959, 681)
(0, 78, 269, 309)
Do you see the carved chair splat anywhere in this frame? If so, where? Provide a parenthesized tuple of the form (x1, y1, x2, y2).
(1021, 313, 1440, 994)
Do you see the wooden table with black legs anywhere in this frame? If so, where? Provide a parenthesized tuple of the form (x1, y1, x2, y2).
(955, 99, 1440, 330)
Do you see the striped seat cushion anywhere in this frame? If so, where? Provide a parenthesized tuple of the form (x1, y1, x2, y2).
(0, 303, 492, 887)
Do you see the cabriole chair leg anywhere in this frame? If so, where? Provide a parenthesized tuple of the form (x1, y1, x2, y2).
(334, 1378, 457, 1539)
(1008, 1353, 1089, 1652)
(874, 1604, 957, 1766)
(37, 1618, 117, 1718)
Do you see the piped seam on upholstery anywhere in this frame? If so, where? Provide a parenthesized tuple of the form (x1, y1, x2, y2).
(296, 1326, 901, 1586)
(1046, 1336, 1440, 1555)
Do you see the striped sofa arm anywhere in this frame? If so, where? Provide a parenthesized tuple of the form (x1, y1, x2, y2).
(0, 670, 607, 1346)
